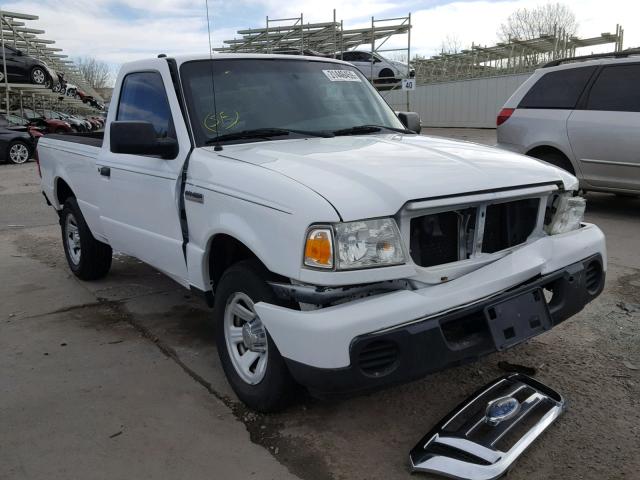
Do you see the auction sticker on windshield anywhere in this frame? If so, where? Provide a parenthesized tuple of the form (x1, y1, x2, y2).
(323, 70, 361, 82)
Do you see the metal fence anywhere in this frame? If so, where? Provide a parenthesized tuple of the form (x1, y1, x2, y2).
(383, 73, 531, 128)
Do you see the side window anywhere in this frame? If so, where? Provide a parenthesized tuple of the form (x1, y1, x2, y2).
(586, 64, 640, 112)
(519, 66, 596, 109)
(341, 52, 355, 61)
(117, 71, 174, 138)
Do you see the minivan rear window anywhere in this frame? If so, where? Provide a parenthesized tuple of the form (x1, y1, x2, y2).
(518, 66, 596, 109)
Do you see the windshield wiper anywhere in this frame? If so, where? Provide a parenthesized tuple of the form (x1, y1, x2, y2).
(332, 124, 415, 136)
(204, 127, 333, 145)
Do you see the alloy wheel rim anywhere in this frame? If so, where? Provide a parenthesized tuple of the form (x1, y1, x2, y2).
(223, 292, 268, 385)
(65, 213, 81, 265)
(32, 69, 45, 84)
(9, 144, 29, 164)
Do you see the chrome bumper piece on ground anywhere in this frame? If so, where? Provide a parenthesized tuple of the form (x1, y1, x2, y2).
(409, 374, 565, 479)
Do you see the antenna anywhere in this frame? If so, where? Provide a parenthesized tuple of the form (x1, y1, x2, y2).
(205, 0, 222, 151)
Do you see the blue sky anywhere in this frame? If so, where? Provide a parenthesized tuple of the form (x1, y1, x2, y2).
(4, 0, 637, 74)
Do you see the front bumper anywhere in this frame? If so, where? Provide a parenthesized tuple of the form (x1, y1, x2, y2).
(285, 253, 604, 395)
(256, 224, 605, 372)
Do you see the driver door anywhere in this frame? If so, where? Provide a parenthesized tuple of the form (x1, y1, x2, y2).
(97, 67, 191, 285)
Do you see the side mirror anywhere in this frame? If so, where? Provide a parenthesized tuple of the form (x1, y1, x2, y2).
(397, 111, 421, 134)
(110, 121, 178, 159)
(16, 50, 23, 56)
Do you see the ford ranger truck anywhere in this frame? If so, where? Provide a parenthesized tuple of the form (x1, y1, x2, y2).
(37, 54, 606, 412)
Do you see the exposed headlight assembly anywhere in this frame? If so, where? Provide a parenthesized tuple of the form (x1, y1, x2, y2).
(303, 218, 406, 270)
(545, 192, 586, 235)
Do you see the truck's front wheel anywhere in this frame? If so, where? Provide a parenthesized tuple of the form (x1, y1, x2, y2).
(60, 198, 112, 280)
(214, 260, 297, 412)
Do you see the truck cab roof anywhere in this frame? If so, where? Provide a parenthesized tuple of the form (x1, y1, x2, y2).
(120, 53, 351, 71)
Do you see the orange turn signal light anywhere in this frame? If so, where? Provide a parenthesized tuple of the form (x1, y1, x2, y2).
(304, 228, 333, 269)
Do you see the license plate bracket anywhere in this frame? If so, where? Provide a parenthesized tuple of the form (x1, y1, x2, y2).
(485, 288, 551, 351)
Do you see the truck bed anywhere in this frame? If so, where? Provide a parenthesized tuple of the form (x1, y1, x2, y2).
(46, 132, 104, 148)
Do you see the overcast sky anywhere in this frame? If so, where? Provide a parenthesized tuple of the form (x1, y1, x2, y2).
(4, 0, 638, 69)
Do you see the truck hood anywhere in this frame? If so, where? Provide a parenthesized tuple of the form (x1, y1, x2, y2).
(213, 134, 575, 221)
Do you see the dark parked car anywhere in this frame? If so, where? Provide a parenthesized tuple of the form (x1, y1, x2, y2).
(0, 45, 56, 88)
(0, 115, 37, 164)
(2, 113, 46, 137)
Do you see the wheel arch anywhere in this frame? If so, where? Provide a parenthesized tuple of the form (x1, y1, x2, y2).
(525, 144, 577, 175)
(54, 177, 76, 208)
(206, 233, 270, 293)
(378, 67, 395, 78)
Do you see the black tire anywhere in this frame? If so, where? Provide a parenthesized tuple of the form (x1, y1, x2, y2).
(60, 198, 112, 280)
(530, 150, 575, 175)
(6, 140, 31, 165)
(213, 260, 297, 412)
(31, 66, 48, 86)
(379, 68, 395, 78)
(55, 128, 66, 134)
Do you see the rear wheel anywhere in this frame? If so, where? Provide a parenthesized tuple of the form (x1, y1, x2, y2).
(6, 140, 31, 164)
(60, 198, 112, 280)
(213, 260, 297, 412)
(379, 68, 395, 78)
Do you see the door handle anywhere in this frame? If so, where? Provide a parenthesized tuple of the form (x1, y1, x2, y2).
(98, 166, 110, 177)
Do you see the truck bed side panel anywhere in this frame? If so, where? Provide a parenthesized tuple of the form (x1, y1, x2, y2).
(38, 137, 106, 241)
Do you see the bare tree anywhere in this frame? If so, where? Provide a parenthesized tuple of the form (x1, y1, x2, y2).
(75, 57, 115, 89)
(440, 35, 461, 55)
(498, 3, 578, 42)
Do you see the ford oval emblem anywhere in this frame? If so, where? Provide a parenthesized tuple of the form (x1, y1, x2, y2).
(485, 396, 520, 426)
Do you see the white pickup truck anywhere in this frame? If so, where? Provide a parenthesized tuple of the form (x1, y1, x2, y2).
(38, 54, 606, 412)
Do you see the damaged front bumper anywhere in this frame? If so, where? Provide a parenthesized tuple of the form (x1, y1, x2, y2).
(255, 224, 606, 394)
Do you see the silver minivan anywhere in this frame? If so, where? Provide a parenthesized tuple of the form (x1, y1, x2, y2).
(497, 53, 640, 196)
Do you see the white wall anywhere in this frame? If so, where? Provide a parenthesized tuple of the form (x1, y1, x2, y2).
(382, 73, 531, 128)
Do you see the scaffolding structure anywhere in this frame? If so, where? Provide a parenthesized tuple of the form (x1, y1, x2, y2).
(215, 10, 411, 59)
(215, 11, 412, 108)
(413, 25, 625, 84)
(0, 9, 103, 117)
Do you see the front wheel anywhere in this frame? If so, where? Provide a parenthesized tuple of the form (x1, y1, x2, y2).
(213, 260, 297, 412)
(6, 140, 31, 164)
(61, 198, 112, 280)
(31, 67, 48, 86)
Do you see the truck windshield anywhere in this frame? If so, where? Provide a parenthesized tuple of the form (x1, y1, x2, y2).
(180, 58, 405, 146)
